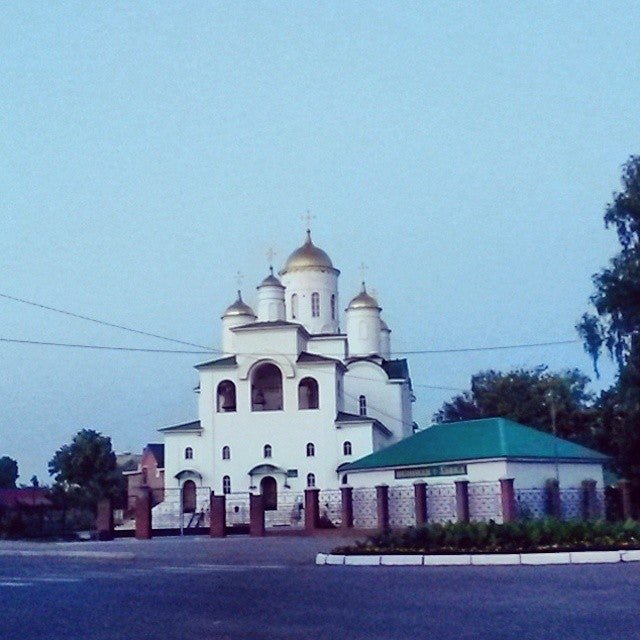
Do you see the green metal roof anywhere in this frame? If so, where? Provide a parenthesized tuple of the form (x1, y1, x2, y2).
(343, 417, 608, 472)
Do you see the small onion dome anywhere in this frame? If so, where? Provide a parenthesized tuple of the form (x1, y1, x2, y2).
(222, 291, 255, 317)
(258, 267, 284, 288)
(280, 230, 334, 274)
(347, 282, 381, 310)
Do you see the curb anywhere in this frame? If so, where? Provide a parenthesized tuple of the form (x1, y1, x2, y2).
(316, 550, 640, 567)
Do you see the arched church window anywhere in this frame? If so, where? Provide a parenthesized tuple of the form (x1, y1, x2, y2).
(222, 475, 231, 494)
(263, 444, 272, 459)
(222, 446, 230, 460)
(330, 294, 336, 320)
(311, 292, 320, 317)
(291, 293, 298, 319)
(343, 441, 352, 456)
(216, 380, 237, 412)
(342, 474, 348, 485)
(185, 447, 193, 460)
(251, 363, 283, 411)
(298, 377, 319, 410)
(359, 395, 367, 416)
(306, 473, 316, 488)
(306, 442, 315, 457)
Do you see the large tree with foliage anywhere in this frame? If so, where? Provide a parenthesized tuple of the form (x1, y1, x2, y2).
(48, 429, 124, 510)
(0, 456, 19, 489)
(577, 155, 640, 491)
(433, 366, 597, 444)
(578, 155, 640, 372)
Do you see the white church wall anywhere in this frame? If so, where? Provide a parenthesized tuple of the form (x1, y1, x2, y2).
(232, 326, 303, 363)
(344, 362, 406, 441)
(205, 360, 347, 493)
(281, 268, 339, 334)
(346, 307, 381, 357)
(306, 335, 347, 360)
(163, 431, 209, 490)
(334, 423, 377, 475)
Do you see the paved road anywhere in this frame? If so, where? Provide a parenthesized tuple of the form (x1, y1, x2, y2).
(0, 536, 639, 640)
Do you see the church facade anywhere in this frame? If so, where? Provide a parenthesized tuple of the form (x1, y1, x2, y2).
(160, 230, 414, 505)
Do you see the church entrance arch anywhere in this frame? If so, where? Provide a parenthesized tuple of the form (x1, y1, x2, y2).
(182, 480, 196, 513)
(260, 476, 278, 511)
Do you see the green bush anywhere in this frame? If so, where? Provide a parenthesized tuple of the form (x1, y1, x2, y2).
(333, 519, 640, 555)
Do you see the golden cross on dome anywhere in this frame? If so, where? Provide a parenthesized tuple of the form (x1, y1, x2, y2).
(234, 270, 244, 289)
(301, 209, 316, 231)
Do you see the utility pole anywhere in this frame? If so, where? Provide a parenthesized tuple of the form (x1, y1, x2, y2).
(545, 389, 560, 484)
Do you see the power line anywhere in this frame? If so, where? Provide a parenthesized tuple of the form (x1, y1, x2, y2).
(0, 292, 580, 357)
(0, 292, 217, 352)
(392, 339, 580, 355)
(0, 337, 210, 354)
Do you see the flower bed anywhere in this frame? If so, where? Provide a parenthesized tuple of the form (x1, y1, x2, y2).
(332, 519, 640, 555)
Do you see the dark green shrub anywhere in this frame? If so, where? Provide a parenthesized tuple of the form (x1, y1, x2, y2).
(333, 519, 640, 555)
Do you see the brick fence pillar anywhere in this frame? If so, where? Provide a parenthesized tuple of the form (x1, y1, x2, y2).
(96, 498, 114, 541)
(249, 493, 265, 537)
(455, 480, 470, 523)
(581, 480, 597, 520)
(209, 492, 226, 538)
(414, 481, 427, 527)
(340, 486, 353, 529)
(305, 488, 320, 533)
(545, 479, 562, 518)
(135, 487, 152, 540)
(499, 478, 516, 523)
(376, 484, 389, 531)
(620, 480, 633, 520)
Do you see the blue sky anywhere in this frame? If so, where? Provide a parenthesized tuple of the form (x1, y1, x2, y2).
(1, 2, 638, 481)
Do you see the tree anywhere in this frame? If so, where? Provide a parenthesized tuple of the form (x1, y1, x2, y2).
(578, 155, 640, 373)
(433, 366, 597, 444)
(0, 456, 19, 489)
(48, 429, 124, 510)
(577, 155, 640, 495)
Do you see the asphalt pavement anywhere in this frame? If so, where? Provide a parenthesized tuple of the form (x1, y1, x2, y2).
(0, 535, 638, 640)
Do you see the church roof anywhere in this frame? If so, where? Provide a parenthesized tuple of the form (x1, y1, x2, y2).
(297, 351, 345, 367)
(194, 355, 237, 369)
(158, 420, 202, 433)
(346, 282, 380, 311)
(280, 230, 337, 274)
(381, 358, 409, 380)
(222, 291, 255, 318)
(335, 412, 393, 436)
(234, 320, 302, 330)
(258, 268, 284, 288)
(343, 418, 609, 472)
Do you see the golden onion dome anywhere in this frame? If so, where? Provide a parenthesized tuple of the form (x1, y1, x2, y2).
(280, 230, 334, 274)
(258, 267, 284, 288)
(222, 291, 256, 318)
(347, 283, 381, 311)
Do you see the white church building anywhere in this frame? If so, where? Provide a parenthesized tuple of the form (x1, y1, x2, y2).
(159, 230, 415, 509)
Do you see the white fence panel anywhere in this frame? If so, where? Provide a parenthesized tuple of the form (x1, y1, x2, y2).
(388, 485, 416, 528)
